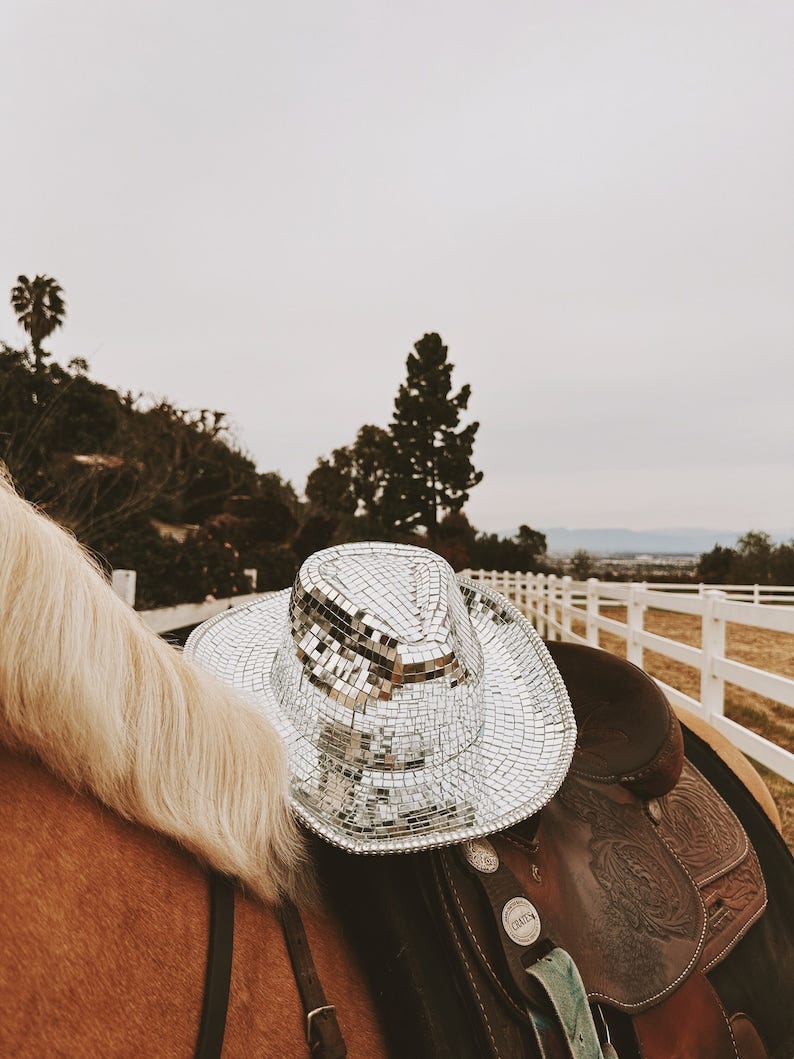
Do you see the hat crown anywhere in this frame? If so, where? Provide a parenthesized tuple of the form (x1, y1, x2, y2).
(271, 543, 486, 776)
(288, 544, 482, 710)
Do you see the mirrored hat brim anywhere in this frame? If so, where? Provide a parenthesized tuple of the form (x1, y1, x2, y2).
(185, 579, 576, 853)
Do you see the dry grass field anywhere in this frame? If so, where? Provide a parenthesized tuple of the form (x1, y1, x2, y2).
(567, 607, 794, 849)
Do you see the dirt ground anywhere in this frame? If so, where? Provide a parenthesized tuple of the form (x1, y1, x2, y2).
(566, 606, 794, 850)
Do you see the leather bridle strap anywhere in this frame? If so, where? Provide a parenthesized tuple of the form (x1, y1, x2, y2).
(278, 897, 348, 1059)
(195, 871, 235, 1059)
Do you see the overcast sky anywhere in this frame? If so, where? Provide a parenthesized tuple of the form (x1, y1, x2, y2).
(2, 1, 792, 533)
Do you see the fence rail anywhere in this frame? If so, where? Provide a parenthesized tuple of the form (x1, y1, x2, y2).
(137, 592, 266, 635)
(462, 570, 794, 785)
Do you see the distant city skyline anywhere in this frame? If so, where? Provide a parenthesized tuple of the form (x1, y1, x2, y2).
(3, 1, 792, 534)
(536, 526, 792, 554)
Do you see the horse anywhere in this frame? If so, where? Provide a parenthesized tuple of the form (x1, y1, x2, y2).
(1, 472, 792, 1058)
(0, 472, 386, 1056)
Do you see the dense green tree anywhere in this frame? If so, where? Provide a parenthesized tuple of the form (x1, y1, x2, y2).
(771, 542, 794, 585)
(305, 425, 393, 526)
(305, 452, 357, 518)
(293, 513, 338, 563)
(223, 492, 298, 544)
(0, 336, 298, 604)
(348, 424, 393, 521)
(469, 527, 548, 572)
(10, 274, 66, 373)
(517, 524, 547, 558)
(732, 531, 775, 585)
(382, 333, 482, 540)
(135, 403, 259, 524)
(0, 345, 132, 528)
(434, 510, 477, 570)
(0, 343, 45, 479)
(570, 549, 594, 579)
(697, 534, 794, 586)
(258, 471, 301, 515)
(196, 512, 299, 591)
(3, 276, 314, 604)
(244, 543, 300, 590)
(195, 472, 307, 590)
(697, 544, 737, 583)
(95, 515, 253, 609)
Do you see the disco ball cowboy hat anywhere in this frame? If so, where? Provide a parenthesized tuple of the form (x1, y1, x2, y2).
(185, 542, 576, 854)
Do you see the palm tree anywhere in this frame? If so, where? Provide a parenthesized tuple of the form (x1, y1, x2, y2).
(10, 274, 67, 372)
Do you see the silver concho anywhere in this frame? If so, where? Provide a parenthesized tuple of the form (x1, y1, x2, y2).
(462, 837, 499, 874)
(501, 896, 542, 946)
(646, 797, 663, 824)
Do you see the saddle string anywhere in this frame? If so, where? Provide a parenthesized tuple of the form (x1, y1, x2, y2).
(278, 897, 348, 1059)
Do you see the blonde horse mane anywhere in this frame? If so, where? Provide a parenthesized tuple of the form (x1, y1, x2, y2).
(0, 471, 307, 903)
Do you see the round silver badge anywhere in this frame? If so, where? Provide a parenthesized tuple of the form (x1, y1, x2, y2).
(462, 837, 499, 874)
(502, 897, 542, 946)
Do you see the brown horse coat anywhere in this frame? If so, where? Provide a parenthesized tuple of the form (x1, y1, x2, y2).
(0, 747, 387, 1058)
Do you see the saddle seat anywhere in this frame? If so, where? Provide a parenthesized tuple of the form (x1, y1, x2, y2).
(544, 641, 685, 797)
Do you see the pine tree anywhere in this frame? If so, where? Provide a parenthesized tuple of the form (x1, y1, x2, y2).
(383, 333, 482, 539)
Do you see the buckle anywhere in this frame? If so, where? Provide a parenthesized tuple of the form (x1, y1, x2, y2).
(306, 1004, 336, 1044)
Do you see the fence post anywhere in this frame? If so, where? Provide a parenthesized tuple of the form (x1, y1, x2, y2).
(518, 571, 531, 618)
(561, 575, 572, 641)
(536, 572, 546, 638)
(586, 577, 599, 646)
(700, 589, 726, 725)
(526, 572, 536, 622)
(627, 582, 645, 667)
(500, 569, 508, 603)
(111, 569, 137, 607)
(546, 573, 558, 641)
(753, 584, 760, 605)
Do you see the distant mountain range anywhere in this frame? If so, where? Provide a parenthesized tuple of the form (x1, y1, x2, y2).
(505, 527, 794, 555)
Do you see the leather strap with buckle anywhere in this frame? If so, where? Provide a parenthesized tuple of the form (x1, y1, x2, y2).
(278, 897, 347, 1059)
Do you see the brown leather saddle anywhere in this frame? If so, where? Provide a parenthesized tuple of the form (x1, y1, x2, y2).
(428, 642, 769, 1059)
(312, 641, 790, 1058)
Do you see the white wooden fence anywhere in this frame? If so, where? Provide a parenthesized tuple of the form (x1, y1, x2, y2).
(111, 567, 264, 635)
(462, 571, 794, 785)
(137, 592, 266, 635)
(116, 566, 794, 786)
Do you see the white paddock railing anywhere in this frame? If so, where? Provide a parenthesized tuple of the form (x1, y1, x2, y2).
(462, 571, 794, 785)
(137, 592, 266, 635)
(111, 567, 266, 635)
